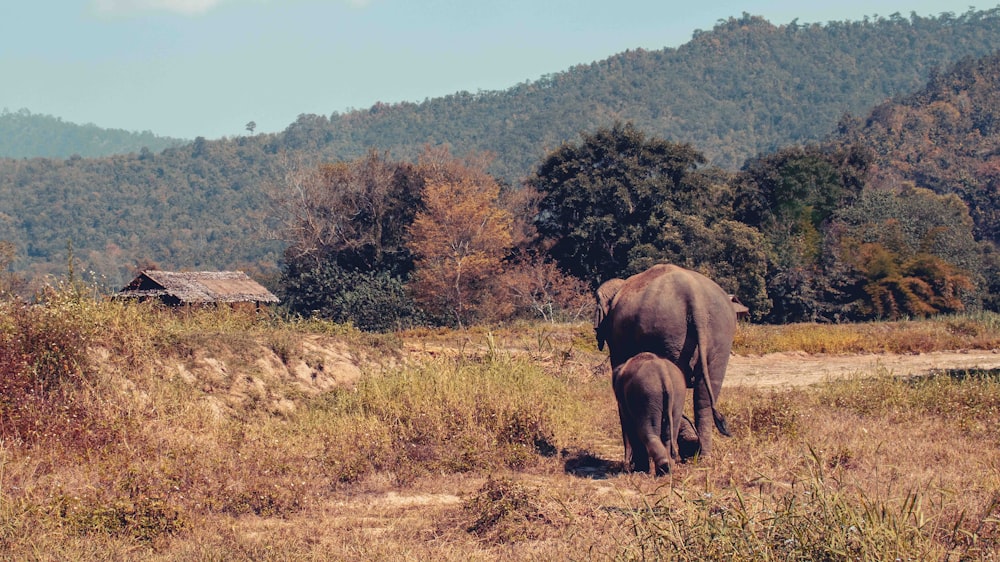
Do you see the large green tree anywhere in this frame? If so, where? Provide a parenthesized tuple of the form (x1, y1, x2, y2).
(732, 145, 870, 322)
(529, 122, 767, 313)
(531, 123, 704, 282)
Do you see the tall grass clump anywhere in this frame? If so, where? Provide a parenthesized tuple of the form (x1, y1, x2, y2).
(816, 368, 1000, 438)
(606, 462, 968, 560)
(305, 354, 585, 484)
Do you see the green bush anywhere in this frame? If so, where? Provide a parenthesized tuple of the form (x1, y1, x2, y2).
(281, 261, 422, 332)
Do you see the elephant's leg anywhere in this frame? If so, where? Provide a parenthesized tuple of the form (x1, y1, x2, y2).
(637, 416, 671, 475)
(619, 405, 651, 473)
(618, 401, 640, 472)
(692, 373, 716, 456)
(627, 425, 651, 474)
(630, 403, 668, 475)
(649, 425, 675, 476)
(678, 414, 698, 442)
(677, 415, 701, 460)
(661, 416, 679, 475)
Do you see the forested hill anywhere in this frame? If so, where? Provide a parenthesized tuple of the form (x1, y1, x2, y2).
(0, 109, 186, 159)
(836, 51, 1000, 248)
(289, 9, 1000, 178)
(3, 9, 1000, 288)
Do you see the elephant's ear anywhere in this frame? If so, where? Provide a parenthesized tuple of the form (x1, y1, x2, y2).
(595, 316, 609, 351)
(594, 278, 625, 351)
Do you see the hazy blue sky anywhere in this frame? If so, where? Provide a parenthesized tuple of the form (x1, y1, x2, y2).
(0, 1, 988, 139)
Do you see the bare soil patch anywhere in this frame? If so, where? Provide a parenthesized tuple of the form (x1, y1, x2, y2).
(727, 349, 1000, 388)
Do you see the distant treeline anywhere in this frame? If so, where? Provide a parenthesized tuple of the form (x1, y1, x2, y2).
(292, 9, 1000, 178)
(0, 109, 185, 159)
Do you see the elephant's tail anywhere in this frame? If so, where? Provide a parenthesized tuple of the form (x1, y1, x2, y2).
(713, 406, 731, 437)
(664, 389, 677, 462)
(694, 300, 731, 438)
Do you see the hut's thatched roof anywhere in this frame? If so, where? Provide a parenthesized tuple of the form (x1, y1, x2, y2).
(119, 270, 279, 304)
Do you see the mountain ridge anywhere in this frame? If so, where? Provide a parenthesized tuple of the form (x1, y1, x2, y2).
(0, 108, 187, 159)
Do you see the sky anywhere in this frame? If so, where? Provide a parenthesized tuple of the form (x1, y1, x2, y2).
(0, 0, 990, 140)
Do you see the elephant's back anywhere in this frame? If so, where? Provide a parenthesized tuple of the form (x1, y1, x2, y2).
(619, 265, 728, 314)
(609, 264, 736, 356)
(649, 267, 735, 324)
(616, 352, 680, 393)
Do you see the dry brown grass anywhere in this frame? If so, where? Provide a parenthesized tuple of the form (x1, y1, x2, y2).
(734, 312, 1000, 355)
(1, 295, 999, 559)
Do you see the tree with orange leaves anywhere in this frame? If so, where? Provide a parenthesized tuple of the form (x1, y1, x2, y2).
(407, 155, 512, 327)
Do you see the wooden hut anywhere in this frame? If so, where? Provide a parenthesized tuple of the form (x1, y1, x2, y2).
(118, 270, 278, 309)
(729, 294, 750, 321)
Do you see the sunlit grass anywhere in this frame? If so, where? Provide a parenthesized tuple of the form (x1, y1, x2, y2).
(294, 355, 589, 483)
(734, 312, 1000, 355)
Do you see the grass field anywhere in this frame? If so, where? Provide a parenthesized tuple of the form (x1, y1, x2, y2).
(0, 294, 998, 560)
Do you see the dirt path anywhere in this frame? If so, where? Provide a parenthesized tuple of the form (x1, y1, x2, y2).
(399, 335, 1000, 390)
(726, 349, 1000, 388)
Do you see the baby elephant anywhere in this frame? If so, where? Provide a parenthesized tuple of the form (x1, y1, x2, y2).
(613, 352, 691, 475)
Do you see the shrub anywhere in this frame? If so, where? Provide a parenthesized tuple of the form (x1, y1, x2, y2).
(0, 299, 113, 447)
(465, 477, 553, 544)
(53, 495, 186, 544)
(281, 262, 422, 332)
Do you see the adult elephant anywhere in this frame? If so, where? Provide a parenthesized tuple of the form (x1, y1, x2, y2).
(595, 264, 737, 457)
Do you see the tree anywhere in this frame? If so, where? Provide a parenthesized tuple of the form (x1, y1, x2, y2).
(0, 240, 26, 299)
(846, 243, 973, 319)
(497, 252, 592, 323)
(407, 165, 512, 327)
(732, 144, 871, 322)
(245, 121, 257, 135)
(275, 150, 424, 329)
(280, 259, 419, 331)
(527, 122, 767, 314)
(734, 145, 868, 241)
(826, 185, 981, 319)
(530, 122, 712, 285)
(274, 149, 422, 273)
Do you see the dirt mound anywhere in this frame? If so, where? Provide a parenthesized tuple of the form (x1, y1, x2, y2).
(148, 334, 366, 419)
